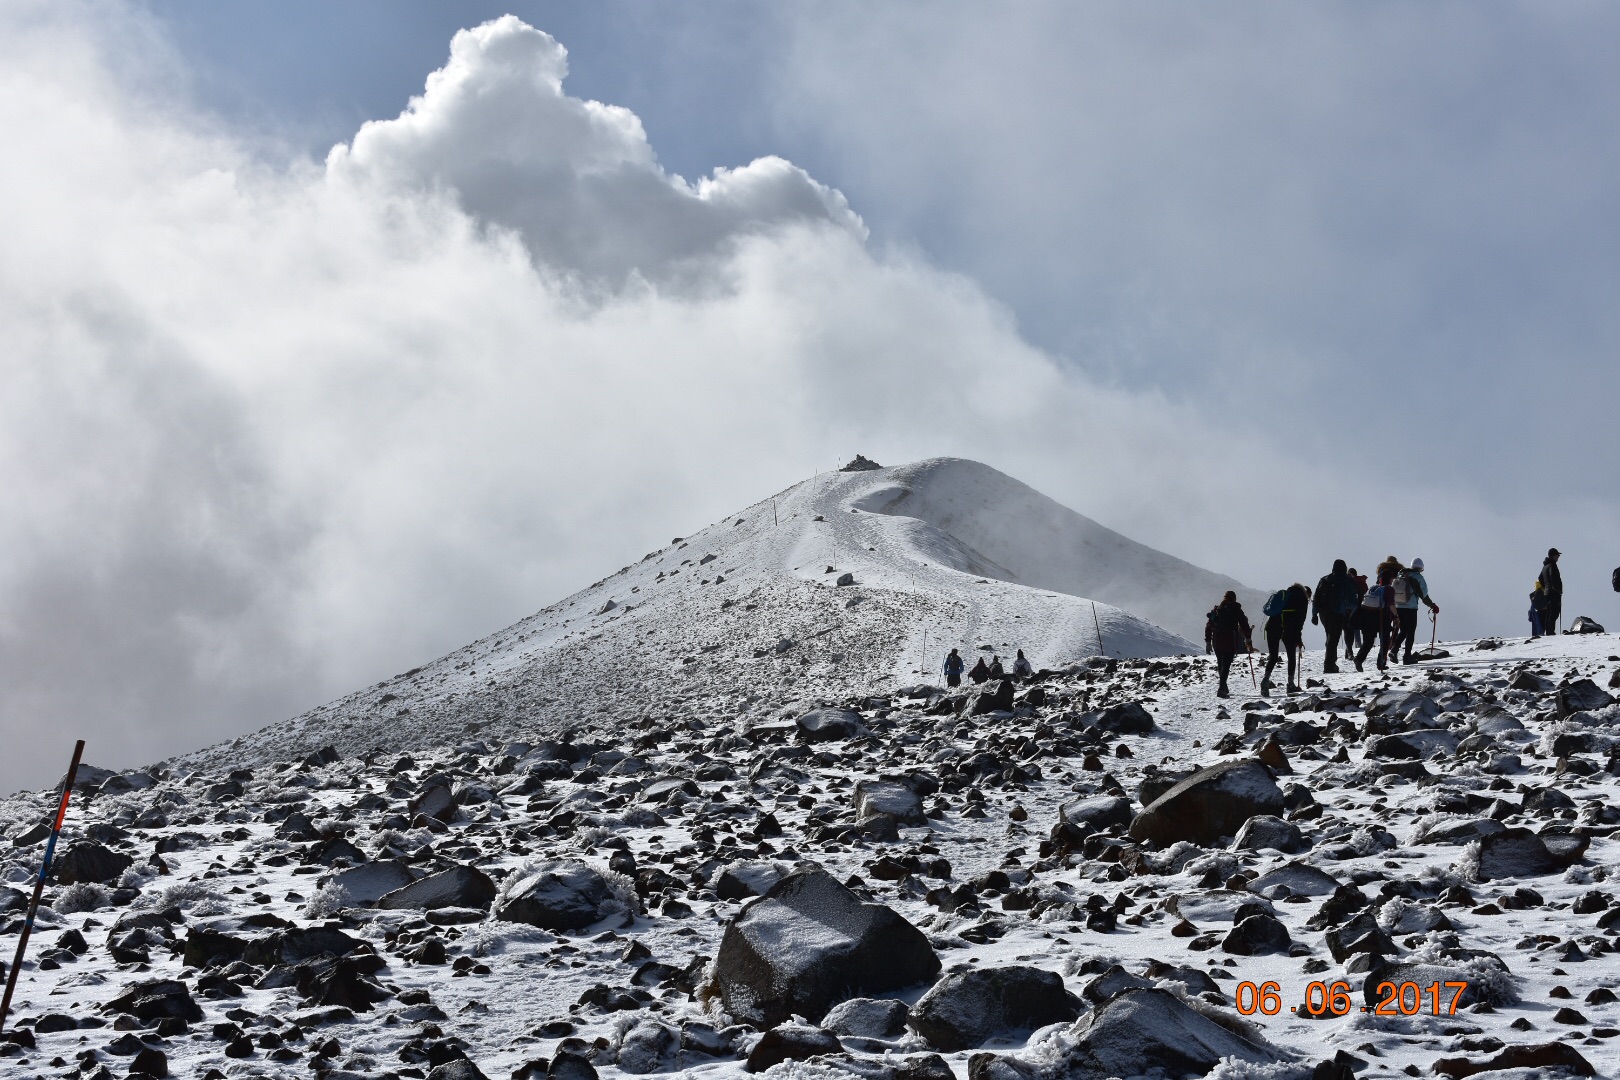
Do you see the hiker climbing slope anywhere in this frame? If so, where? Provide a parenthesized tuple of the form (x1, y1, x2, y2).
(1204, 590, 1252, 699)
(1260, 582, 1311, 696)
(1354, 556, 1403, 672)
(943, 648, 965, 688)
(1392, 557, 1439, 664)
(1312, 559, 1358, 674)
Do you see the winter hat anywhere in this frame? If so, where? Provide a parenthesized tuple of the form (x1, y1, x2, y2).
(1411, 558, 1424, 571)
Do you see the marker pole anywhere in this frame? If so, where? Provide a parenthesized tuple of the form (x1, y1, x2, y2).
(0, 739, 86, 1032)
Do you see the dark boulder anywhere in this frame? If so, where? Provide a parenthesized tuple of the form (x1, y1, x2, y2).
(1223, 913, 1291, 955)
(713, 868, 940, 1026)
(1128, 760, 1284, 847)
(822, 997, 910, 1038)
(1558, 678, 1615, 717)
(797, 709, 867, 743)
(1434, 1041, 1594, 1078)
(909, 966, 1083, 1051)
(53, 842, 133, 885)
(497, 859, 620, 931)
(715, 861, 786, 901)
(745, 1024, 840, 1072)
(854, 781, 926, 829)
(971, 680, 1016, 716)
(104, 979, 203, 1023)
(967, 988, 1282, 1080)
(1090, 702, 1155, 734)
(1364, 958, 1514, 1008)
(1231, 815, 1304, 854)
(378, 865, 496, 911)
(1469, 828, 1578, 881)
(325, 860, 416, 905)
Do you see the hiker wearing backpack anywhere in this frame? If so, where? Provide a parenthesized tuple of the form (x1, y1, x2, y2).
(1538, 548, 1563, 634)
(1260, 582, 1312, 696)
(1529, 582, 1547, 637)
(1011, 649, 1034, 680)
(1203, 590, 1252, 699)
(1391, 557, 1439, 664)
(943, 648, 965, 687)
(1353, 556, 1403, 672)
(968, 656, 991, 684)
(1312, 559, 1359, 674)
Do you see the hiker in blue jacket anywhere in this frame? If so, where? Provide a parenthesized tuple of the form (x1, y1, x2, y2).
(1311, 559, 1359, 674)
(943, 648, 965, 687)
(1392, 557, 1439, 664)
(1260, 582, 1312, 696)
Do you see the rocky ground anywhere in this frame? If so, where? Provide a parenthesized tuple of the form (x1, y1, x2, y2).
(2, 633, 1619, 1080)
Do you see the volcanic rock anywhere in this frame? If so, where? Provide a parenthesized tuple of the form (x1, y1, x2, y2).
(909, 966, 1083, 1051)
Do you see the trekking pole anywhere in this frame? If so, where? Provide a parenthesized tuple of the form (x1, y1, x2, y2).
(1091, 602, 1106, 657)
(1245, 637, 1257, 688)
(1, 739, 86, 1032)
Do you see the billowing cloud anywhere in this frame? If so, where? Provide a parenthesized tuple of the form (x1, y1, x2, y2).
(0, 6, 1611, 795)
(329, 16, 862, 292)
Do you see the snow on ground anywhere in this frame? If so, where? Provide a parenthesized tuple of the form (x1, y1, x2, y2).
(176, 458, 1224, 776)
(0, 625, 1618, 1080)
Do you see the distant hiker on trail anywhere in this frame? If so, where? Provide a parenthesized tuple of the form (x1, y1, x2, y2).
(1342, 567, 1368, 661)
(943, 648, 965, 687)
(1204, 590, 1252, 699)
(1260, 582, 1312, 696)
(987, 655, 1006, 680)
(1538, 548, 1563, 634)
(1391, 557, 1439, 664)
(1529, 582, 1547, 638)
(968, 656, 991, 684)
(1354, 556, 1403, 672)
(1012, 650, 1034, 679)
(1312, 559, 1358, 674)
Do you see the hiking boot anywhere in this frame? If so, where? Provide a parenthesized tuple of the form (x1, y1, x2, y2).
(1258, 678, 1273, 697)
(1286, 683, 1301, 694)
(1322, 663, 1339, 674)
(1353, 659, 1364, 672)
(1216, 685, 1230, 699)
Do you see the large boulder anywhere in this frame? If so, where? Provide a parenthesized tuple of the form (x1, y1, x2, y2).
(1231, 815, 1304, 854)
(822, 997, 910, 1038)
(715, 861, 787, 901)
(496, 860, 620, 931)
(1364, 958, 1515, 1009)
(854, 781, 926, 829)
(104, 979, 203, 1023)
(1128, 760, 1284, 847)
(910, 966, 1082, 1051)
(1090, 702, 1155, 734)
(1557, 678, 1615, 717)
(968, 988, 1282, 1080)
(713, 868, 940, 1026)
(797, 709, 867, 743)
(53, 841, 133, 885)
(323, 860, 416, 906)
(1434, 1042, 1594, 1078)
(971, 680, 1016, 716)
(378, 865, 496, 911)
(1467, 828, 1580, 881)
(1223, 913, 1291, 955)
(1248, 862, 1339, 899)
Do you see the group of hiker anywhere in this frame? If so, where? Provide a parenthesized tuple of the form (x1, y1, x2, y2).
(1530, 548, 1562, 637)
(1204, 554, 1441, 698)
(941, 647, 1033, 687)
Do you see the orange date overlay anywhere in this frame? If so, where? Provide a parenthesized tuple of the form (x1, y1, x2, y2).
(1234, 980, 1472, 1017)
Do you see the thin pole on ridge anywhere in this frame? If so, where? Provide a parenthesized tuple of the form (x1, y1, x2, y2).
(1091, 602, 1106, 657)
(1, 739, 86, 1033)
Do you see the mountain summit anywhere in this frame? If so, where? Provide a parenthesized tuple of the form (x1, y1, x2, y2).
(182, 457, 1259, 770)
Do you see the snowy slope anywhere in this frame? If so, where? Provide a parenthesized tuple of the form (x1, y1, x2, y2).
(179, 458, 1236, 773)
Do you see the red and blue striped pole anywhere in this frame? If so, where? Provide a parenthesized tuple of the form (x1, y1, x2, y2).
(0, 739, 86, 1032)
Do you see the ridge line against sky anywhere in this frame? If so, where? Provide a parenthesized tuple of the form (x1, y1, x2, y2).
(0, 2, 1615, 794)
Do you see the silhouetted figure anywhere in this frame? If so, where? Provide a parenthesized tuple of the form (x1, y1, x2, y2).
(1392, 557, 1439, 664)
(943, 648, 964, 687)
(1204, 590, 1252, 699)
(1354, 556, 1403, 672)
(987, 655, 1005, 680)
(1312, 559, 1358, 674)
(968, 656, 990, 684)
(1538, 548, 1563, 633)
(1261, 583, 1312, 696)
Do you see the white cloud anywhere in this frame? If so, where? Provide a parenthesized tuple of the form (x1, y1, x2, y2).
(0, 6, 1612, 794)
(328, 15, 863, 292)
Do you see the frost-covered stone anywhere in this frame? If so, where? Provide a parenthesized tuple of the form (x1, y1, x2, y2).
(496, 859, 619, 931)
(378, 865, 496, 911)
(713, 868, 939, 1026)
(910, 966, 1082, 1051)
(1128, 760, 1284, 847)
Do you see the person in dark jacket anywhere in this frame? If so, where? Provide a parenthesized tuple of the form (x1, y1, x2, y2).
(1529, 582, 1547, 637)
(1204, 590, 1252, 699)
(1538, 548, 1563, 634)
(1354, 556, 1403, 672)
(1342, 568, 1368, 661)
(1261, 583, 1312, 696)
(1312, 559, 1358, 674)
(968, 656, 990, 684)
(943, 648, 965, 687)
(987, 655, 1006, 680)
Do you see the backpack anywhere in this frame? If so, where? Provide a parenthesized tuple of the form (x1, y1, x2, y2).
(1262, 590, 1289, 618)
(1391, 574, 1415, 606)
(1363, 584, 1387, 608)
(1612, 566, 1619, 593)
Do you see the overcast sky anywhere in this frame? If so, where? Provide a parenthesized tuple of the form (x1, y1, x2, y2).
(1, 2, 1616, 794)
